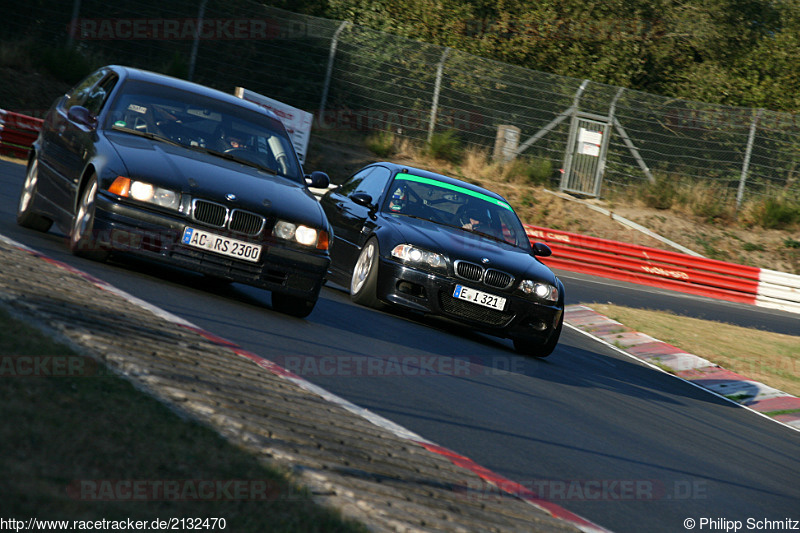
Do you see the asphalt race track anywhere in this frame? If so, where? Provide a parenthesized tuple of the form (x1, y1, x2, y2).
(2, 158, 798, 533)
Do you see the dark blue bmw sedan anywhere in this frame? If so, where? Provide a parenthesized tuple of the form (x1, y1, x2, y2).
(16, 65, 332, 317)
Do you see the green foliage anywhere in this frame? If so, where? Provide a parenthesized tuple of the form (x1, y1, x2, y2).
(784, 238, 800, 249)
(32, 46, 95, 85)
(322, 0, 799, 112)
(748, 197, 800, 229)
(742, 242, 765, 252)
(639, 174, 680, 210)
(161, 51, 189, 80)
(689, 186, 735, 222)
(426, 130, 462, 163)
(365, 130, 396, 157)
(508, 157, 553, 186)
(0, 40, 32, 70)
(520, 190, 538, 207)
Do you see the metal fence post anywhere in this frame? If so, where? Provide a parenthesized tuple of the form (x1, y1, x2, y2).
(427, 47, 451, 143)
(559, 80, 591, 190)
(737, 108, 763, 209)
(66, 0, 82, 48)
(187, 0, 208, 82)
(318, 21, 350, 125)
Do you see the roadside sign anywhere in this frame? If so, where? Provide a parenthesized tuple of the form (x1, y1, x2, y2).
(234, 87, 312, 164)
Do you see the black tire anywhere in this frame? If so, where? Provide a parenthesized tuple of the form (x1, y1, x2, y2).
(350, 237, 382, 308)
(513, 312, 564, 358)
(16, 158, 53, 232)
(69, 175, 109, 262)
(271, 292, 316, 318)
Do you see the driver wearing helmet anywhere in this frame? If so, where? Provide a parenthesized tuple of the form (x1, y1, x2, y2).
(388, 185, 407, 212)
(462, 204, 490, 231)
(226, 133, 246, 150)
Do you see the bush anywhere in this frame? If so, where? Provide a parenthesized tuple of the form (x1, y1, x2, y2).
(33, 46, 94, 85)
(688, 184, 735, 222)
(639, 174, 679, 210)
(425, 130, 462, 163)
(162, 51, 189, 80)
(506, 157, 553, 185)
(0, 40, 33, 70)
(365, 130, 396, 157)
(753, 197, 800, 229)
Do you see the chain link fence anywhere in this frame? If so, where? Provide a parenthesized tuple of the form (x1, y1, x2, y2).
(3, 0, 799, 206)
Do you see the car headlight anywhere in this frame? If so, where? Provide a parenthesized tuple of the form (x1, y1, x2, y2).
(273, 220, 329, 250)
(391, 244, 447, 271)
(108, 177, 180, 210)
(518, 280, 558, 302)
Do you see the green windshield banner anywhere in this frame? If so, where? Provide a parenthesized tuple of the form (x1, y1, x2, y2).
(395, 173, 513, 211)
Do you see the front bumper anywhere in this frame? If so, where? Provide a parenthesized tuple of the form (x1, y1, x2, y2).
(92, 193, 329, 300)
(374, 257, 562, 343)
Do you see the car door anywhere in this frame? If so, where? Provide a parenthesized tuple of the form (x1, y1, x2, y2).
(324, 165, 393, 273)
(38, 70, 104, 208)
(42, 69, 117, 214)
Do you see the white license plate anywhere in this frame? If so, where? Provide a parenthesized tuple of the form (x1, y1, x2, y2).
(453, 284, 506, 311)
(181, 227, 262, 263)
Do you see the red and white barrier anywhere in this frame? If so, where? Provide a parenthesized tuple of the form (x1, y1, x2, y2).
(527, 225, 800, 315)
(0, 109, 43, 159)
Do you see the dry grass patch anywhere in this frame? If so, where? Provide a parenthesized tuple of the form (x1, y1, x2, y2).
(588, 303, 800, 398)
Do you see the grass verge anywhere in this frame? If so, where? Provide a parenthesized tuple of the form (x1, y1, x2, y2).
(0, 305, 366, 532)
(587, 303, 800, 398)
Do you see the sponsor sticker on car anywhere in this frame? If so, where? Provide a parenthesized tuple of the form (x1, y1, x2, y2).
(182, 227, 262, 262)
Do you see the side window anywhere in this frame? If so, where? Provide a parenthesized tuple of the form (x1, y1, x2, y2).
(338, 167, 375, 196)
(65, 70, 107, 110)
(353, 166, 392, 201)
(84, 74, 118, 116)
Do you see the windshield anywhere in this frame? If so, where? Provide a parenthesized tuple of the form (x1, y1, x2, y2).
(104, 79, 302, 182)
(382, 173, 531, 250)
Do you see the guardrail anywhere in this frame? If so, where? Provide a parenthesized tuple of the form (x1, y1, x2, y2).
(526, 225, 800, 315)
(0, 109, 43, 159)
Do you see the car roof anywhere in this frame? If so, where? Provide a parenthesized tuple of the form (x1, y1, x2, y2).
(373, 161, 510, 204)
(105, 65, 280, 121)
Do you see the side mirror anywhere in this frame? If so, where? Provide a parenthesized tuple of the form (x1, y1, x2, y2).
(305, 171, 330, 189)
(531, 242, 552, 257)
(350, 193, 373, 208)
(67, 105, 97, 129)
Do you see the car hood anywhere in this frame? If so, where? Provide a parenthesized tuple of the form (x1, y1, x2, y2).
(384, 214, 557, 283)
(105, 131, 326, 227)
